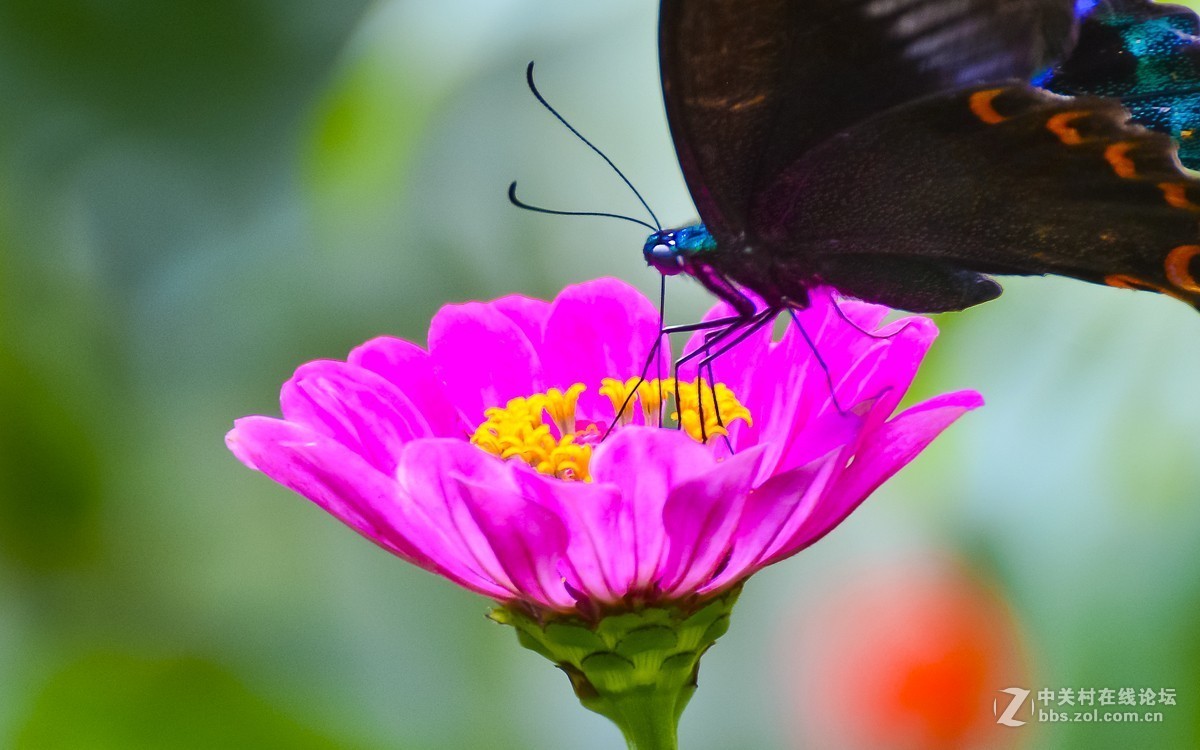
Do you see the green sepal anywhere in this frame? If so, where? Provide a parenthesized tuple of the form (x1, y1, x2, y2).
(488, 586, 743, 750)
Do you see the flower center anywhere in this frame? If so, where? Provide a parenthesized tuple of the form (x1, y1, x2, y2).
(470, 378, 752, 481)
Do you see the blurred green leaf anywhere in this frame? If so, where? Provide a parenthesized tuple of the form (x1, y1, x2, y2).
(0, 344, 101, 571)
(0, 0, 364, 136)
(13, 652, 378, 750)
(305, 52, 436, 222)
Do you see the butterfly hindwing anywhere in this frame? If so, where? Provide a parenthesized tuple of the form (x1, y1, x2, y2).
(1044, 0, 1200, 169)
(742, 84, 1200, 311)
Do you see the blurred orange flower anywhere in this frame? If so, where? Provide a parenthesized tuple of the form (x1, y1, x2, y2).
(778, 556, 1029, 750)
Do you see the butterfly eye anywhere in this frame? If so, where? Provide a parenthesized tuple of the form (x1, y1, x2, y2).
(645, 241, 685, 276)
(645, 242, 678, 263)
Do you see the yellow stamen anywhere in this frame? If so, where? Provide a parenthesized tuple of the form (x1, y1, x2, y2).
(546, 436, 591, 481)
(673, 378, 753, 443)
(599, 377, 639, 426)
(543, 384, 585, 435)
(470, 377, 752, 481)
(636, 379, 672, 428)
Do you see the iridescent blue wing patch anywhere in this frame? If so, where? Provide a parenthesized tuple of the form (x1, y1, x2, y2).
(1043, 0, 1200, 168)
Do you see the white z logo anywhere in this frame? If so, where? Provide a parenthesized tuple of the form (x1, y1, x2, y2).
(994, 687, 1031, 727)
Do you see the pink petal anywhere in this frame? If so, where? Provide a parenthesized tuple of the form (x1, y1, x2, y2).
(699, 453, 842, 592)
(730, 324, 834, 478)
(280, 360, 434, 475)
(829, 316, 938, 416)
(226, 418, 509, 599)
(513, 472, 631, 605)
(393, 439, 531, 597)
(541, 278, 667, 421)
(491, 295, 551, 350)
(756, 314, 939, 477)
(348, 337, 465, 438)
(830, 294, 892, 334)
(658, 445, 766, 596)
(454, 473, 576, 610)
(798, 290, 897, 377)
(589, 428, 714, 591)
(428, 301, 545, 425)
(394, 439, 612, 609)
(718, 301, 860, 474)
(770, 390, 983, 564)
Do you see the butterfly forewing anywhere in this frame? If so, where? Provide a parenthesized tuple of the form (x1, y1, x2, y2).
(658, 0, 1200, 313)
(659, 0, 1078, 245)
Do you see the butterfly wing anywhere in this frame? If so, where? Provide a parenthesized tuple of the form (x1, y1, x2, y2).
(1041, 0, 1200, 169)
(659, 0, 1079, 243)
(749, 84, 1200, 311)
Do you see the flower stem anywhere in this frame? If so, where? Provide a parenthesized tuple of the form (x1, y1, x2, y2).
(599, 686, 687, 750)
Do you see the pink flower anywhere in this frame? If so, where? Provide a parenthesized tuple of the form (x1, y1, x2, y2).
(226, 278, 981, 617)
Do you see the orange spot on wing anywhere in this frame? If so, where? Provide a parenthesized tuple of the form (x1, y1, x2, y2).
(1103, 142, 1138, 179)
(1046, 112, 1087, 145)
(1105, 274, 1156, 291)
(1165, 245, 1200, 293)
(1159, 182, 1200, 210)
(968, 89, 1006, 125)
(1105, 273, 1194, 304)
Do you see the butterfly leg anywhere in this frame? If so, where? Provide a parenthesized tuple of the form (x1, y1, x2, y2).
(690, 264, 758, 318)
(675, 308, 777, 443)
(815, 255, 1003, 313)
(660, 314, 749, 433)
(687, 325, 750, 451)
(674, 309, 774, 372)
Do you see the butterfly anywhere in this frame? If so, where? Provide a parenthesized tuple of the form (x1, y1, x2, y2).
(642, 0, 1200, 317)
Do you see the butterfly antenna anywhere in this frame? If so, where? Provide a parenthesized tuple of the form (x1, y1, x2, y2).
(508, 182, 658, 231)
(524, 61, 662, 231)
(599, 279, 673, 442)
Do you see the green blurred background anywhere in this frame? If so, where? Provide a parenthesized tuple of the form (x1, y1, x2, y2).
(1, 1, 1197, 748)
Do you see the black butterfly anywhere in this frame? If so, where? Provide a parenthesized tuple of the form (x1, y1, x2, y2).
(642, 0, 1200, 317)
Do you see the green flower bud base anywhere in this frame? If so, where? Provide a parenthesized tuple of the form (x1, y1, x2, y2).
(489, 586, 743, 750)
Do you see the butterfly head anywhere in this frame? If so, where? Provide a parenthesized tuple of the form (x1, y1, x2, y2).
(643, 230, 685, 275)
(643, 224, 716, 277)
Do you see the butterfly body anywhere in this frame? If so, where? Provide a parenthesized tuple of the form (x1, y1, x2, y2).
(655, 0, 1200, 313)
(646, 222, 826, 315)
